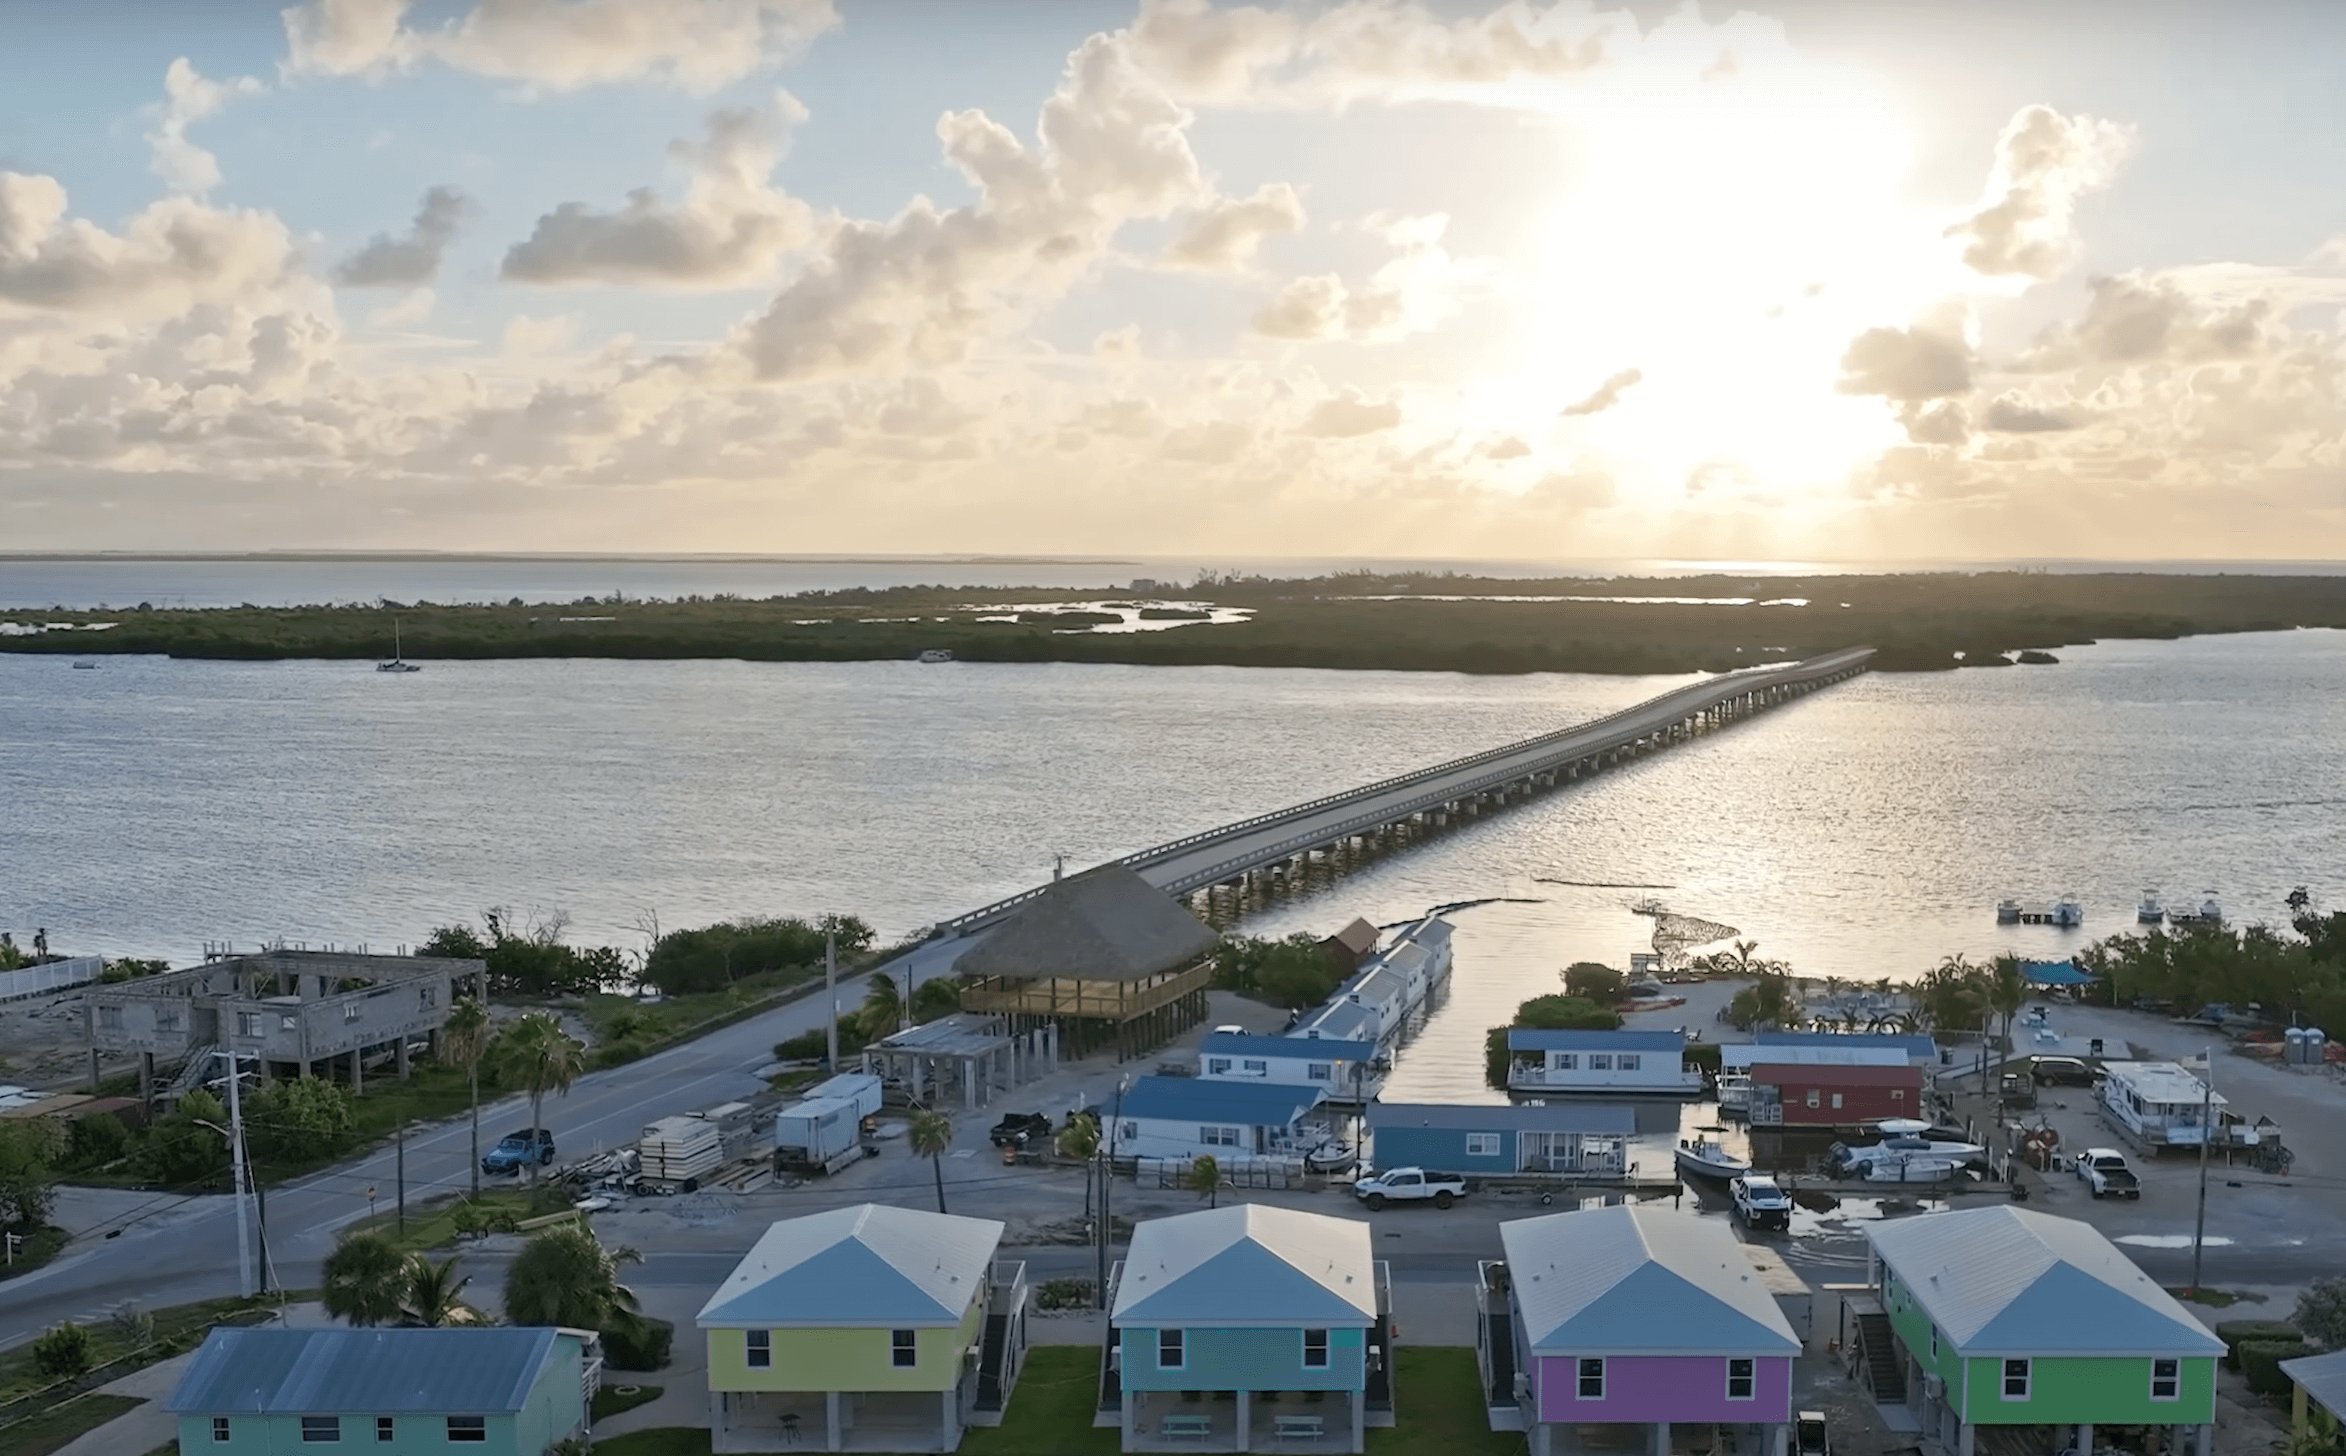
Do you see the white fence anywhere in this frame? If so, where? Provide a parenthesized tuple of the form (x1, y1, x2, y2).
(0, 956, 104, 1002)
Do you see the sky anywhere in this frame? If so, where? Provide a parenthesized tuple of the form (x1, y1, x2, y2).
(2, 0, 2343, 561)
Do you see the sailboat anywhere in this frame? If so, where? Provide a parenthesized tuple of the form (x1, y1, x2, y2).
(376, 617, 422, 673)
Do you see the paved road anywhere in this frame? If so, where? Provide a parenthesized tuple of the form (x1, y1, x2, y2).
(0, 970, 878, 1347)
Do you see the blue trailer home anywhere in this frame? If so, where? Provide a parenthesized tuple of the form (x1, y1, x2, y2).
(1753, 1030, 1937, 1065)
(1106, 1204, 1391, 1452)
(1366, 1102, 1636, 1177)
(1197, 1032, 1380, 1104)
(1112, 1076, 1330, 1161)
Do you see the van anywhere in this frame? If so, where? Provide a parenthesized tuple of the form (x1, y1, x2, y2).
(2031, 1056, 2096, 1087)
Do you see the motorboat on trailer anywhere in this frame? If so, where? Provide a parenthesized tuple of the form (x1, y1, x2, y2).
(1824, 1118, 1986, 1181)
(1675, 1136, 1749, 1180)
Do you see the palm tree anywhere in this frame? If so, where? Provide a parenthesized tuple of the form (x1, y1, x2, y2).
(503, 1224, 642, 1330)
(322, 1231, 411, 1328)
(909, 1109, 954, 1214)
(1057, 1113, 1101, 1220)
(862, 972, 905, 1038)
(1987, 954, 2028, 1049)
(1186, 1154, 1222, 1209)
(402, 1253, 473, 1327)
(491, 1012, 586, 1186)
(443, 997, 492, 1197)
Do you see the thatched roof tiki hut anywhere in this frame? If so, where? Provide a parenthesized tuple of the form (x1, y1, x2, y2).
(953, 865, 1220, 1060)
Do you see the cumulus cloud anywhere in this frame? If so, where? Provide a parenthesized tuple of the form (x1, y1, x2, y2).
(1560, 367, 1643, 417)
(733, 33, 1207, 379)
(502, 95, 817, 287)
(1250, 213, 1476, 341)
(1983, 395, 2078, 433)
(1128, 0, 1609, 105)
(0, 172, 294, 316)
(1164, 182, 1304, 271)
(146, 58, 266, 194)
(335, 185, 477, 287)
(282, 0, 840, 93)
(1947, 104, 2132, 281)
(1838, 322, 1973, 402)
(1161, 419, 1252, 463)
(1305, 389, 1401, 436)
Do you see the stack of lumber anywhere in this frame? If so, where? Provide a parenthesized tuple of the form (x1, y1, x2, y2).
(698, 1101, 763, 1164)
(640, 1116, 724, 1182)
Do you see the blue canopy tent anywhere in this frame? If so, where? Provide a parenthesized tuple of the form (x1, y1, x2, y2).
(2020, 959, 2094, 986)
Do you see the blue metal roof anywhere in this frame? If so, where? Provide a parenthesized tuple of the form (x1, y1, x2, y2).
(1117, 1076, 1324, 1125)
(2021, 960, 2094, 986)
(1112, 1206, 1377, 1329)
(1500, 1207, 1799, 1357)
(1206, 1032, 1375, 1062)
(1367, 1101, 1636, 1135)
(1754, 1030, 1935, 1059)
(166, 1328, 566, 1415)
(1506, 1029, 1685, 1053)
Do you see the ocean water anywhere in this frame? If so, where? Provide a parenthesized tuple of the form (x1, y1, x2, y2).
(3, 626, 2339, 1102)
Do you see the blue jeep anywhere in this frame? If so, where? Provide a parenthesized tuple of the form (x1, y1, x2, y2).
(482, 1128, 557, 1175)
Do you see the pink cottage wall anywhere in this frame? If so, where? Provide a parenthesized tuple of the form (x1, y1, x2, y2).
(1535, 1354, 1792, 1424)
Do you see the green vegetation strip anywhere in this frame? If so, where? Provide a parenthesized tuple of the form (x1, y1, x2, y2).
(0, 1226, 66, 1284)
(0, 1292, 298, 1408)
(591, 1383, 665, 1422)
(0, 1392, 142, 1456)
(583, 1431, 711, 1456)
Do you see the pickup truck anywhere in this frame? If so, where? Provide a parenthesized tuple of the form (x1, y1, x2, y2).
(482, 1127, 556, 1175)
(989, 1112, 1054, 1148)
(1730, 1175, 1794, 1231)
(2073, 1147, 2141, 1199)
(1353, 1167, 1467, 1210)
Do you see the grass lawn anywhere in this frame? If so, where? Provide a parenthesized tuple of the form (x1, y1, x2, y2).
(592, 1383, 665, 1421)
(962, 1345, 1116, 1456)
(1368, 1348, 1522, 1455)
(583, 1430, 711, 1456)
(0, 1392, 141, 1456)
(341, 1187, 543, 1254)
(0, 1292, 302, 1405)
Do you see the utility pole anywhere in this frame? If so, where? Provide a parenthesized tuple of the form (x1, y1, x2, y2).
(2190, 1047, 2214, 1297)
(397, 1118, 407, 1235)
(220, 1044, 255, 1300)
(825, 934, 838, 1069)
(1095, 1076, 1128, 1312)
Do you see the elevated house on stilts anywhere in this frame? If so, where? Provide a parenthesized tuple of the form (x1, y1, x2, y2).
(953, 865, 1220, 1061)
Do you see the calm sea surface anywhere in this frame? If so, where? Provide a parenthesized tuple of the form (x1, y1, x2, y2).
(3, 622, 2340, 1104)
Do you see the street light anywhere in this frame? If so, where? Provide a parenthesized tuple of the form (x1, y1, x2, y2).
(1095, 1074, 1131, 1312)
(188, 1116, 257, 1300)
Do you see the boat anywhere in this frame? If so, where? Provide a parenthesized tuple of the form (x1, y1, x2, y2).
(2050, 894, 2084, 928)
(2170, 892, 2224, 930)
(1674, 1137, 1748, 1180)
(1303, 1139, 1357, 1174)
(1824, 1123, 1986, 1181)
(376, 617, 421, 673)
(917, 648, 954, 664)
(1996, 898, 2022, 924)
(2138, 889, 2165, 924)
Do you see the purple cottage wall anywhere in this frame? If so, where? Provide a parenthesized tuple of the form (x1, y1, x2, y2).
(1535, 1354, 1792, 1424)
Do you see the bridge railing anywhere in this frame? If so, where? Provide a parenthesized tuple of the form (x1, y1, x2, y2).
(934, 647, 1871, 933)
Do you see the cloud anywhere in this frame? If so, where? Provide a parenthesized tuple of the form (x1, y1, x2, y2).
(1838, 322, 1973, 402)
(1305, 389, 1401, 436)
(1480, 434, 1531, 460)
(0, 172, 295, 316)
(1164, 182, 1304, 271)
(1250, 213, 1476, 341)
(335, 185, 477, 287)
(733, 33, 1207, 379)
(1983, 394, 2078, 433)
(1560, 367, 1643, 417)
(1161, 419, 1251, 463)
(146, 58, 265, 194)
(282, 0, 840, 93)
(1128, 0, 1609, 105)
(1947, 104, 2132, 281)
(502, 95, 816, 288)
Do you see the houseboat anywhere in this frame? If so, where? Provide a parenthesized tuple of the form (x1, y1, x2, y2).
(1366, 1101, 1634, 1179)
(2098, 1060, 2225, 1149)
(1717, 1043, 1908, 1118)
(1110, 1076, 1330, 1161)
(1504, 1029, 1704, 1097)
(1197, 1031, 1382, 1104)
(1743, 1063, 1925, 1129)
(1287, 915, 1453, 1056)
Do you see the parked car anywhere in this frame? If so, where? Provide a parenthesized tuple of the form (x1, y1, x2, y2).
(1730, 1175, 1794, 1231)
(2031, 1056, 2098, 1086)
(2072, 1147, 2141, 1200)
(482, 1127, 556, 1175)
(1353, 1167, 1467, 1211)
(988, 1112, 1053, 1148)
(1796, 1410, 1831, 1456)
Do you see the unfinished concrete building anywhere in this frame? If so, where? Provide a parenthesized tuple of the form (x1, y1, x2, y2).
(84, 949, 487, 1103)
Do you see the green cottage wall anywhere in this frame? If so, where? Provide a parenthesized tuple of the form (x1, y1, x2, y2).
(1118, 1326, 1366, 1392)
(1960, 1355, 2216, 1426)
(707, 1299, 984, 1393)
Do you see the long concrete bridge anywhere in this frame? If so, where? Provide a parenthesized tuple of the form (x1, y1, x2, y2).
(930, 645, 1874, 941)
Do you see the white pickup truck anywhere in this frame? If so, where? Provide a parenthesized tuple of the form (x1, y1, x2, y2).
(1353, 1167, 1467, 1210)
(2073, 1147, 2142, 1200)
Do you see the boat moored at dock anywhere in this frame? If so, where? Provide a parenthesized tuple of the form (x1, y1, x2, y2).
(1674, 1136, 1748, 1180)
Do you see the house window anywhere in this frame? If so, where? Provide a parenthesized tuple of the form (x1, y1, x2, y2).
(1929, 1327, 1938, 1361)
(1207, 1059, 1231, 1075)
(418, 986, 436, 1009)
(280, 1014, 297, 1032)
(1726, 1358, 1755, 1400)
(238, 1011, 263, 1038)
(301, 1415, 340, 1443)
(1303, 1329, 1330, 1369)
(1804, 1089, 1821, 1108)
(447, 1416, 486, 1443)
(1308, 1063, 1333, 1081)
(746, 1329, 770, 1368)
(1121, 1122, 1138, 1142)
(2151, 1358, 2180, 1401)
(156, 1007, 181, 1031)
(1159, 1329, 1186, 1370)
(99, 1005, 122, 1030)
(1552, 1053, 1578, 1071)
(376, 1416, 394, 1442)
(1465, 1133, 1501, 1157)
(1618, 1054, 1641, 1071)
(1589, 1054, 1613, 1071)
(1891, 1089, 1905, 1101)
(212, 1417, 231, 1443)
(892, 1330, 917, 1368)
(344, 1000, 363, 1022)
(1243, 1059, 1268, 1074)
(1577, 1358, 1605, 1399)
(1831, 1093, 1845, 1110)
(1201, 1126, 1240, 1147)
(2002, 1359, 2031, 1401)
